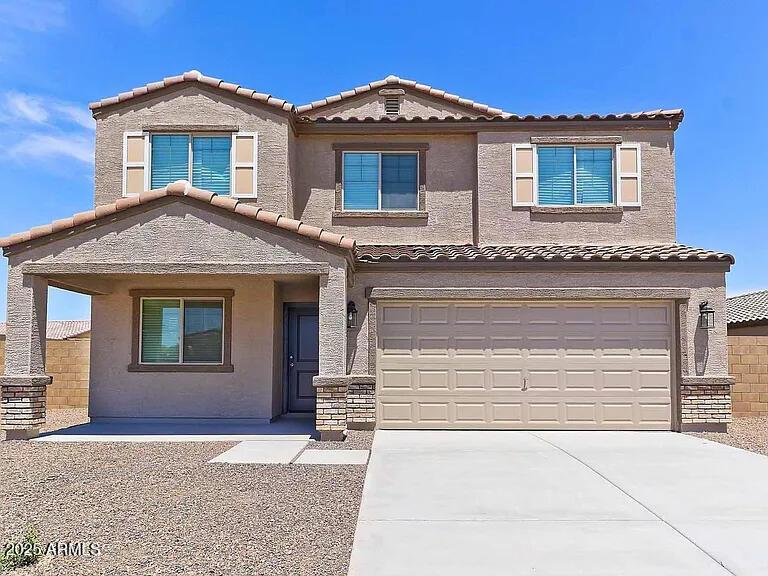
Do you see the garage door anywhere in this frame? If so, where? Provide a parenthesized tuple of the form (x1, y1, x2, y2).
(376, 301, 674, 430)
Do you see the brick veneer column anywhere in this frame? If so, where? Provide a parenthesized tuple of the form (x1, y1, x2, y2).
(313, 265, 348, 441)
(1, 267, 52, 440)
(347, 376, 376, 430)
(679, 376, 733, 432)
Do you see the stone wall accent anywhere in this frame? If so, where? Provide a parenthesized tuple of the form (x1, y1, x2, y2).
(679, 376, 733, 432)
(728, 335, 768, 416)
(313, 377, 348, 441)
(0, 338, 89, 409)
(346, 376, 375, 430)
(1, 376, 52, 440)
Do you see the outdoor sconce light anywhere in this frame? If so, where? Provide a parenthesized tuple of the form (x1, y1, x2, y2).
(698, 301, 715, 330)
(347, 301, 358, 330)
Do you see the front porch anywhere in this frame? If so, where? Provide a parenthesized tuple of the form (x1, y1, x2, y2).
(0, 182, 358, 441)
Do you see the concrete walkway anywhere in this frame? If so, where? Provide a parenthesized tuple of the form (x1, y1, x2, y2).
(349, 430, 768, 575)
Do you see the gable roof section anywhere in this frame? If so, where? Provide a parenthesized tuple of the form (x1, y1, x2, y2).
(295, 74, 510, 118)
(0, 320, 90, 340)
(0, 180, 355, 252)
(728, 289, 768, 326)
(88, 70, 294, 113)
(355, 244, 733, 264)
(88, 70, 682, 124)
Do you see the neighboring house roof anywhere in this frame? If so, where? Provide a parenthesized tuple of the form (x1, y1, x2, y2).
(355, 244, 734, 264)
(88, 70, 683, 124)
(727, 290, 768, 326)
(0, 320, 90, 340)
(0, 180, 356, 251)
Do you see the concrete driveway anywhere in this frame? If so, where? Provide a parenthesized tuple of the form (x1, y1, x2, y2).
(349, 430, 768, 575)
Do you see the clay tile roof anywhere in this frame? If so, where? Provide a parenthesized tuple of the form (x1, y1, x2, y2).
(354, 244, 733, 264)
(295, 74, 513, 118)
(305, 110, 684, 123)
(727, 290, 768, 325)
(0, 181, 356, 252)
(89, 70, 295, 113)
(0, 320, 90, 340)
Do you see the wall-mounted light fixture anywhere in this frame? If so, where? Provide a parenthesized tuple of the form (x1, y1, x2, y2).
(347, 301, 358, 330)
(698, 301, 715, 330)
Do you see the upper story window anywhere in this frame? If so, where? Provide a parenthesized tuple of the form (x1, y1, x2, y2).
(122, 132, 258, 198)
(537, 146, 613, 206)
(512, 143, 641, 208)
(151, 134, 231, 195)
(342, 151, 418, 210)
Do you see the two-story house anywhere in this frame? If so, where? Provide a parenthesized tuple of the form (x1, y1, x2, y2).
(0, 71, 733, 440)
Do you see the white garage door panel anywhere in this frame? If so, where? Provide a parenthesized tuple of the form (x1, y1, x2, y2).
(376, 301, 673, 430)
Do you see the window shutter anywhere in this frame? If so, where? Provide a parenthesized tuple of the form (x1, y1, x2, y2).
(617, 144, 641, 206)
(537, 146, 574, 205)
(123, 131, 148, 196)
(512, 144, 535, 206)
(232, 132, 257, 197)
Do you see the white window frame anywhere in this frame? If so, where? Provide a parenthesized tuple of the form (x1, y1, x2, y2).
(122, 131, 150, 197)
(138, 297, 225, 366)
(534, 144, 616, 207)
(616, 143, 642, 207)
(144, 132, 238, 196)
(341, 150, 420, 211)
(231, 132, 258, 199)
(512, 143, 536, 206)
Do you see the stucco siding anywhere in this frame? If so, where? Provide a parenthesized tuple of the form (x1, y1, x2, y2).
(11, 201, 350, 269)
(347, 268, 728, 382)
(476, 129, 676, 244)
(94, 85, 291, 213)
(89, 275, 276, 419)
(295, 134, 475, 244)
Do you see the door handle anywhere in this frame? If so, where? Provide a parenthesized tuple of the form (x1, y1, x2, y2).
(288, 354, 295, 368)
(521, 377, 528, 392)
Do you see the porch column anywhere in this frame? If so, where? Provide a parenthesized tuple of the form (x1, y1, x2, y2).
(1, 266, 51, 440)
(314, 265, 348, 440)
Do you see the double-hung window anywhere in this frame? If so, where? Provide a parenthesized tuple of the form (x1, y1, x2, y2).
(342, 151, 419, 210)
(537, 146, 614, 206)
(140, 298, 224, 365)
(150, 134, 232, 195)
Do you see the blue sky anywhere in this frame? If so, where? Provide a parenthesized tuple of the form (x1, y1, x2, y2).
(0, 0, 766, 321)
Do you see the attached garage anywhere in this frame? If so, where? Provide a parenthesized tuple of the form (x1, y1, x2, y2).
(376, 300, 675, 430)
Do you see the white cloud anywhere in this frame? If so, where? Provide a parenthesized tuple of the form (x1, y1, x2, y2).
(10, 133, 93, 164)
(0, 91, 94, 167)
(106, 0, 176, 25)
(4, 92, 49, 123)
(0, 0, 67, 32)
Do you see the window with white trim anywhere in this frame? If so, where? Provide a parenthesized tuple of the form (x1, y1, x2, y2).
(140, 298, 224, 365)
(342, 151, 418, 210)
(513, 143, 641, 208)
(122, 132, 257, 198)
(537, 146, 613, 206)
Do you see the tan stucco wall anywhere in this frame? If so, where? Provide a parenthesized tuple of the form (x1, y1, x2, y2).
(295, 133, 476, 244)
(477, 129, 676, 244)
(348, 268, 729, 382)
(94, 85, 292, 212)
(301, 89, 486, 120)
(0, 337, 89, 408)
(89, 275, 277, 419)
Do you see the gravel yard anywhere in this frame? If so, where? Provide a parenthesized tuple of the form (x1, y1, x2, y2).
(686, 416, 768, 456)
(1, 409, 370, 576)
